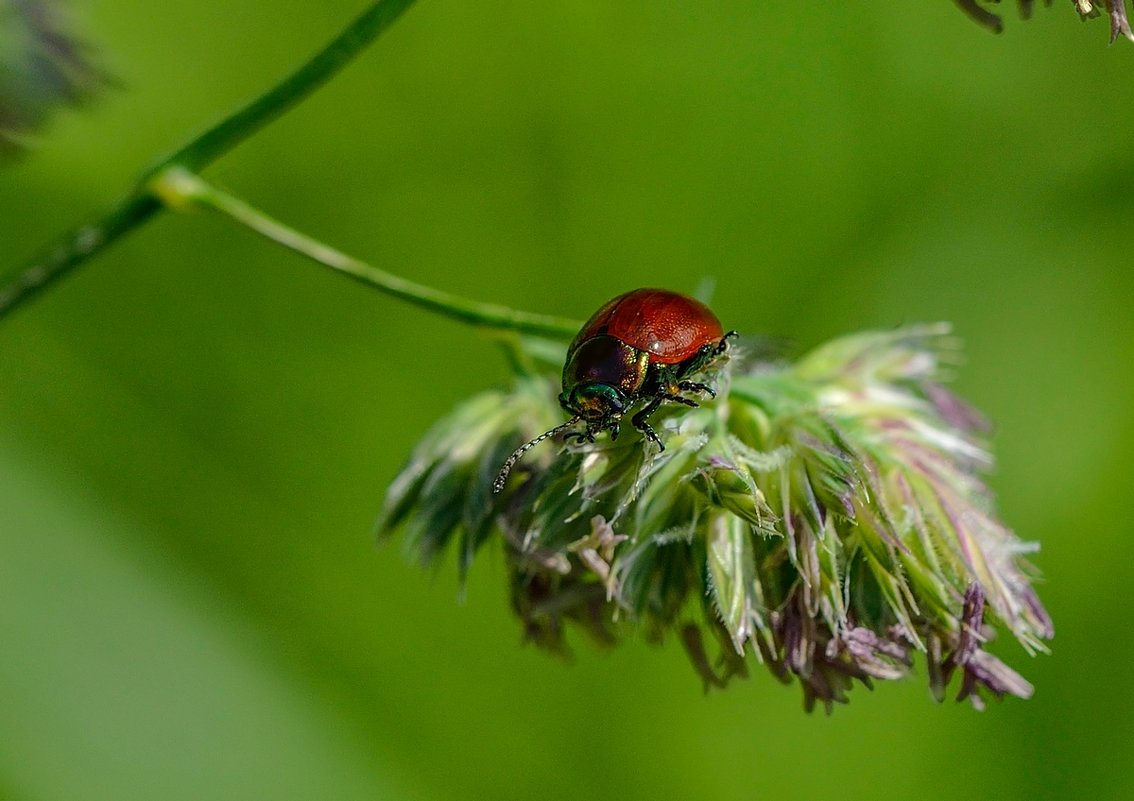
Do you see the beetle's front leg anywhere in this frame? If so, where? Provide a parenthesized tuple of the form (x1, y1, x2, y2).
(631, 396, 665, 450)
(564, 429, 596, 445)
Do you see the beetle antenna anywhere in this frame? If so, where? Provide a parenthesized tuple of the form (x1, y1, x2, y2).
(492, 415, 582, 494)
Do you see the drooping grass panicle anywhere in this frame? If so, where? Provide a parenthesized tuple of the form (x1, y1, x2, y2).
(1, 0, 108, 155)
(378, 325, 1052, 711)
(955, 0, 1134, 43)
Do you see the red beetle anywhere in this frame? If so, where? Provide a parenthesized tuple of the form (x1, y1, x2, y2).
(493, 288, 735, 493)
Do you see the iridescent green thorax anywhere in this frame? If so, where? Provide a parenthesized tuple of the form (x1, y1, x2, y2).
(560, 335, 649, 420)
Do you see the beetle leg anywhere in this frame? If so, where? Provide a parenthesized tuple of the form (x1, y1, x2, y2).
(637, 420, 663, 450)
(717, 330, 738, 355)
(564, 429, 594, 445)
(631, 397, 666, 450)
(663, 393, 699, 408)
(675, 331, 736, 382)
(677, 380, 715, 398)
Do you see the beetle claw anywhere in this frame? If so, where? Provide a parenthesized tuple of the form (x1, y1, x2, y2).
(639, 425, 663, 450)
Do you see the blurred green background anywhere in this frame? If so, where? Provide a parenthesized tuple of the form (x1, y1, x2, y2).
(2, 1, 1132, 799)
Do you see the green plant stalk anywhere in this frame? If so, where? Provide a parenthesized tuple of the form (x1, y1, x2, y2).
(156, 0, 419, 174)
(156, 168, 581, 337)
(0, 0, 418, 319)
(0, 192, 161, 314)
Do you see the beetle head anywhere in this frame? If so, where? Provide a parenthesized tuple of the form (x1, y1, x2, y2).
(560, 382, 627, 423)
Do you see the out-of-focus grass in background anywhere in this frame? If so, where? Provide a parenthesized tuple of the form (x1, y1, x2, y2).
(1, 2, 1132, 799)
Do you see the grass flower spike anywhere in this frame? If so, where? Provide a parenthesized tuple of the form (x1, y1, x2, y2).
(378, 324, 1053, 712)
(0, 0, 106, 155)
(954, 0, 1134, 42)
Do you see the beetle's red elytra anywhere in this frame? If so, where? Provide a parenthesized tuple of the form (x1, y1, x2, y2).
(493, 288, 735, 493)
(570, 289, 725, 364)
